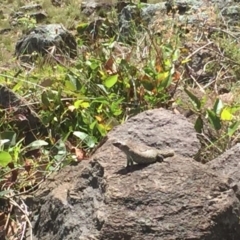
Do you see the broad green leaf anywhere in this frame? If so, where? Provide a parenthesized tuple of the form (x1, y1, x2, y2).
(90, 120, 97, 130)
(66, 73, 81, 91)
(184, 88, 201, 110)
(97, 123, 108, 136)
(110, 102, 123, 116)
(158, 72, 172, 88)
(0, 151, 12, 167)
(228, 121, 240, 137)
(73, 132, 96, 148)
(194, 116, 203, 133)
(65, 80, 76, 91)
(74, 100, 89, 109)
(81, 102, 90, 109)
(220, 107, 233, 121)
(213, 98, 224, 115)
(164, 59, 172, 68)
(172, 49, 180, 61)
(0, 140, 9, 147)
(73, 131, 88, 141)
(0, 131, 16, 147)
(76, 22, 89, 34)
(74, 100, 83, 109)
(157, 71, 169, 81)
(85, 136, 96, 148)
(86, 60, 99, 70)
(26, 140, 48, 150)
(104, 74, 118, 88)
(207, 109, 221, 130)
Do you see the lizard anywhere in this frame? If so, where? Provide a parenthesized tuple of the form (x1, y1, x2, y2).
(112, 140, 174, 167)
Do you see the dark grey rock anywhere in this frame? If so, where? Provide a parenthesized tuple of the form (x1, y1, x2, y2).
(19, 3, 42, 11)
(15, 24, 77, 62)
(118, 3, 166, 41)
(30, 109, 240, 240)
(81, 0, 114, 16)
(207, 143, 240, 200)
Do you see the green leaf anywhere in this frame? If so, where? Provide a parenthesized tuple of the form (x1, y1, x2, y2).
(207, 109, 221, 130)
(76, 22, 89, 34)
(0, 151, 12, 167)
(74, 100, 89, 109)
(104, 74, 118, 89)
(228, 121, 240, 137)
(66, 73, 81, 91)
(97, 123, 108, 136)
(86, 60, 99, 70)
(73, 131, 88, 141)
(213, 98, 224, 115)
(89, 120, 97, 130)
(184, 88, 201, 110)
(73, 131, 96, 148)
(194, 116, 203, 133)
(41, 91, 50, 107)
(0, 140, 9, 147)
(172, 49, 180, 61)
(220, 107, 233, 121)
(26, 140, 48, 150)
(85, 136, 96, 148)
(0, 131, 16, 147)
(164, 59, 172, 69)
(158, 72, 172, 88)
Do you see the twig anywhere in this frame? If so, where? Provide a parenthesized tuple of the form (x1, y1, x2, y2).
(8, 197, 32, 240)
(186, 41, 213, 60)
(20, 221, 27, 240)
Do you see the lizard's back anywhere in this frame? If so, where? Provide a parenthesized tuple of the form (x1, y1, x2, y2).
(127, 144, 159, 164)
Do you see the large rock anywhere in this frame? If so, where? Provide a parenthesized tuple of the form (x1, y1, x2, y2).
(207, 143, 240, 199)
(15, 24, 77, 62)
(30, 109, 240, 239)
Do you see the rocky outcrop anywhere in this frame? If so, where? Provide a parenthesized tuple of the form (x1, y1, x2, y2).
(15, 24, 77, 62)
(207, 143, 240, 200)
(30, 109, 240, 240)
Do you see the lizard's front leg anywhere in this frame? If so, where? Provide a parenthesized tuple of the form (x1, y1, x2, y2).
(127, 155, 134, 167)
(157, 154, 164, 162)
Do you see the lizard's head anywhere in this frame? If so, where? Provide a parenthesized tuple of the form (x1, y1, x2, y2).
(112, 140, 129, 150)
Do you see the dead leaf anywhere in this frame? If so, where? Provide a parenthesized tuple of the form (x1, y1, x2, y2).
(104, 56, 116, 74)
(24, 159, 33, 173)
(67, 105, 75, 112)
(71, 147, 85, 162)
(16, 114, 27, 121)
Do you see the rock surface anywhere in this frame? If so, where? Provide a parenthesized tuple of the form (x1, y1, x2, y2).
(207, 143, 240, 200)
(30, 109, 240, 240)
(15, 24, 77, 62)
